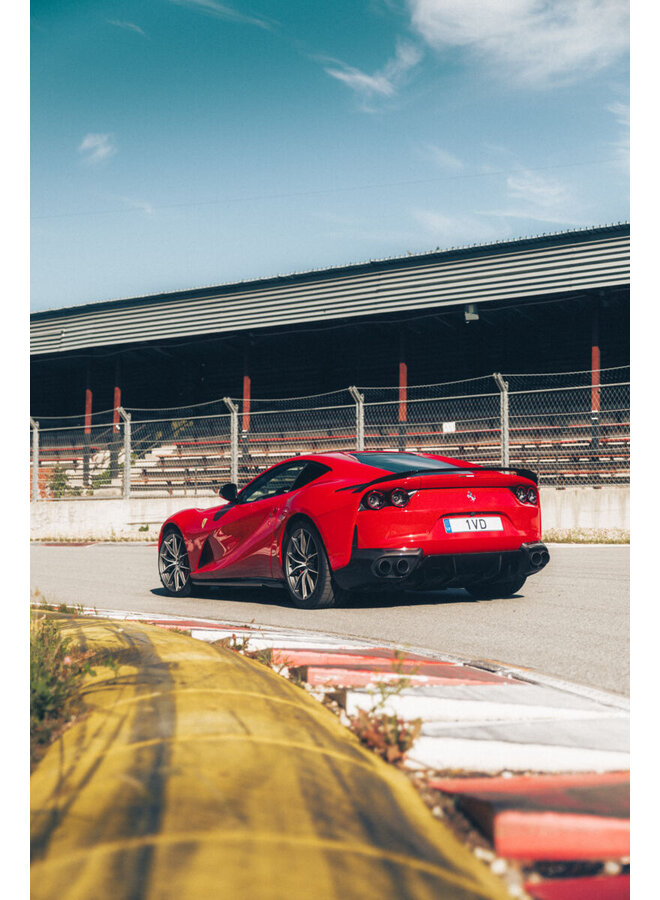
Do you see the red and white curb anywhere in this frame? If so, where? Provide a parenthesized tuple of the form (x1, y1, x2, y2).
(79, 607, 630, 898)
(84, 607, 629, 775)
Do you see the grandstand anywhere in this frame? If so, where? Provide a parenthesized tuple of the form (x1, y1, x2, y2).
(30, 224, 629, 499)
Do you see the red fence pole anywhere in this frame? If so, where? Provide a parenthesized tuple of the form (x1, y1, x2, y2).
(242, 374, 251, 433)
(398, 360, 407, 423)
(591, 305, 601, 414)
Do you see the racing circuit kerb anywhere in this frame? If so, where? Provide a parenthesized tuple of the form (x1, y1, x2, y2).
(158, 450, 550, 609)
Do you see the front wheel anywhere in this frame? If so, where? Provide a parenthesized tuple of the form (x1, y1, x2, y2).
(466, 576, 526, 600)
(159, 528, 192, 596)
(283, 523, 341, 609)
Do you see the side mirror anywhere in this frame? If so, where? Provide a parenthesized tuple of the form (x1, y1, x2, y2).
(219, 482, 238, 502)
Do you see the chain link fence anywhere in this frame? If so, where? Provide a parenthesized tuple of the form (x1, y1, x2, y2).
(241, 390, 356, 485)
(30, 416, 124, 500)
(30, 366, 629, 500)
(506, 368, 630, 485)
(361, 376, 503, 467)
(127, 399, 234, 499)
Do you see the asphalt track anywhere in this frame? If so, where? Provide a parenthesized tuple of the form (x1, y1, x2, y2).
(30, 542, 629, 696)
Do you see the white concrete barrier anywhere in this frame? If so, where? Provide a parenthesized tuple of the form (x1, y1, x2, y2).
(540, 486, 629, 534)
(30, 495, 219, 541)
(30, 486, 629, 542)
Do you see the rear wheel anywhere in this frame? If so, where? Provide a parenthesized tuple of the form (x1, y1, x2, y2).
(283, 522, 341, 609)
(466, 576, 526, 599)
(159, 528, 192, 597)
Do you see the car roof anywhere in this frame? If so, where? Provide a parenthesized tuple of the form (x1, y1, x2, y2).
(315, 450, 460, 464)
(291, 449, 469, 472)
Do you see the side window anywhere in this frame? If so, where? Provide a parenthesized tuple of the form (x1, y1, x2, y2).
(291, 461, 331, 490)
(238, 462, 308, 504)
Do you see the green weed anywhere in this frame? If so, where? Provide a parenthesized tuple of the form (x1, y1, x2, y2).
(543, 527, 629, 544)
(349, 708, 422, 764)
(30, 612, 118, 766)
(214, 632, 251, 653)
(348, 650, 422, 765)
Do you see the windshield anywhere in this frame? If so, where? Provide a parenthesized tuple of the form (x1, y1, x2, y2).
(350, 452, 458, 473)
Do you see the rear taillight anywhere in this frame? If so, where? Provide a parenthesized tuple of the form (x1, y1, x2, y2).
(512, 485, 538, 505)
(361, 488, 413, 510)
(365, 490, 387, 510)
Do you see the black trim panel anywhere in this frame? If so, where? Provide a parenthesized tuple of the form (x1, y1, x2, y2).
(333, 542, 549, 591)
(190, 577, 283, 588)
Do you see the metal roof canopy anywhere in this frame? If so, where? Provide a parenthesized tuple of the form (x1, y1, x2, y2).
(30, 224, 629, 357)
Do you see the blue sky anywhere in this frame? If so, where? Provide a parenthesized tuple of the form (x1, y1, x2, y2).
(30, 1, 629, 311)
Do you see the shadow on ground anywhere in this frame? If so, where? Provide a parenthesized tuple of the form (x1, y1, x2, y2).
(150, 585, 520, 609)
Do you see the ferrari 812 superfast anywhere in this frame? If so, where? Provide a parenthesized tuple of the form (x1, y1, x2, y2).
(158, 450, 549, 608)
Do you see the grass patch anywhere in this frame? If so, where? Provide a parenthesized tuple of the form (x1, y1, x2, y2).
(213, 632, 252, 653)
(30, 611, 117, 768)
(349, 708, 422, 764)
(347, 651, 423, 765)
(543, 527, 629, 544)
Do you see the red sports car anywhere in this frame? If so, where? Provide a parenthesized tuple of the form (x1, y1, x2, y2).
(158, 450, 549, 608)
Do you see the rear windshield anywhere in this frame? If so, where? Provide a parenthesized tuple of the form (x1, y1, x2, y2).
(351, 452, 458, 473)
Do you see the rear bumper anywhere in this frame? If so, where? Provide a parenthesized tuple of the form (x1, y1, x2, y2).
(333, 542, 550, 591)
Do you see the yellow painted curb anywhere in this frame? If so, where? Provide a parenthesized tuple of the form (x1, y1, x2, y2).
(31, 616, 509, 899)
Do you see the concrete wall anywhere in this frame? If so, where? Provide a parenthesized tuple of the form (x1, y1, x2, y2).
(30, 487, 629, 542)
(30, 494, 219, 541)
(540, 486, 629, 534)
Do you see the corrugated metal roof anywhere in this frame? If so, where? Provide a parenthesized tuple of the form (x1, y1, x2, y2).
(31, 224, 629, 356)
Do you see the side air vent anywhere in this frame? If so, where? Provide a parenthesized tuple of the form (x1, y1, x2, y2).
(198, 537, 214, 568)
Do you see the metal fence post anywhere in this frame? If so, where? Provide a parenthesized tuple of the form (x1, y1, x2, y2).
(30, 417, 39, 502)
(493, 373, 510, 467)
(223, 397, 239, 484)
(117, 407, 131, 499)
(349, 386, 364, 451)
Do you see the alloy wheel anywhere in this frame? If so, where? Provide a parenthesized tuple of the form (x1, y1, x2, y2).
(159, 531, 191, 593)
(285, 527, 320, 603)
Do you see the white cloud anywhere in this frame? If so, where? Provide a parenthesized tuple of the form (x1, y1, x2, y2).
(107, 20, 146, 36)
(413, 168, 578, 243)
(607, 100, 629, 172)
(422, 143, 464, 171)
(324, 39, 423, 105)
(608, 100, 629, 125)
(479, 168, 577, 224)
(408, 0, 629, 85)
(411, 209, 502, 244)
(168, 0, 273, 30)
(506, 169, 571, 210)
(78, 134, 117, 164)
(121, 197, 154, 216)
(325, 66, 395, 98)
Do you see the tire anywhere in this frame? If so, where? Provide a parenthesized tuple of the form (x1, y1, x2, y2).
(158, 528, 192, 597)
(466, 576, 526, 600)
(283, 521, 340, 610)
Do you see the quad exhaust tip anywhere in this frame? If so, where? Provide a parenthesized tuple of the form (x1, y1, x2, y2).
(374, 556, 412, 578)
(530, 549, 550, 567)
(377, 558, 392, 576)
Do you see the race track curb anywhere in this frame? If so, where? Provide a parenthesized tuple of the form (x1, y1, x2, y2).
(68, 607, 630, 899)
(31, 612, 510, 900)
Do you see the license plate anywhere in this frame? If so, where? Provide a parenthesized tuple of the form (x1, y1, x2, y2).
(444, 516, 503, 534)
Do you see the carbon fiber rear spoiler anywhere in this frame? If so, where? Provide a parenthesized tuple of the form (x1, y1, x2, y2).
(336, 466, 539, 494)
